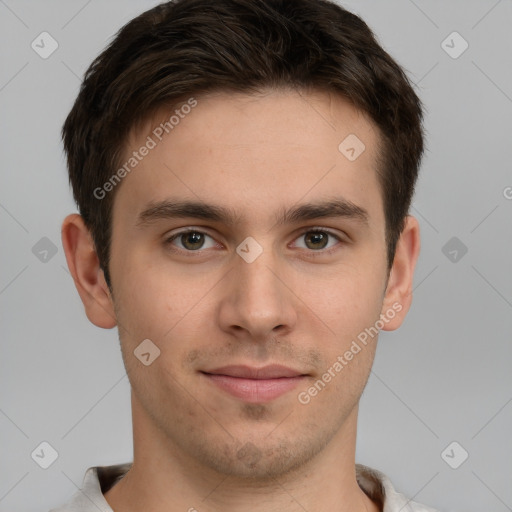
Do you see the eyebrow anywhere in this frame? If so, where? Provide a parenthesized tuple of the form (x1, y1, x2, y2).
(136, 197, 369, 228)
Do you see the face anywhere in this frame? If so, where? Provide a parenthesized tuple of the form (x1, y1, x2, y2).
(108, 89, 392, 478)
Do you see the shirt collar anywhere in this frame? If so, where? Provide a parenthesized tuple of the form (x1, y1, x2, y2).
(51, 462, 438, 512)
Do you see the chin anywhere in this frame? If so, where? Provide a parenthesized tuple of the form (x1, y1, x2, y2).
(189, 429, 330, 481)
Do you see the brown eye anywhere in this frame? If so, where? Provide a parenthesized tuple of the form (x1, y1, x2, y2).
(304, 231, 329, 250)
(294, 229, 341, 252)
(166, 230, 217, 252)
(180, 231, 205, 250)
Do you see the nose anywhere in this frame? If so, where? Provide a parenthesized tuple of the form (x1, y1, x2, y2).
(217, 245, 298, 342)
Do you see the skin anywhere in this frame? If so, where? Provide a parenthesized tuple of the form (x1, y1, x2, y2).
(62, 88, 420, 512)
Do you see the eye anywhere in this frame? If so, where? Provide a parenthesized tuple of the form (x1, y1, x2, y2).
(164, 227, 344, 256)
(292, 228, 343, 252)
(165, 229, 218, 252)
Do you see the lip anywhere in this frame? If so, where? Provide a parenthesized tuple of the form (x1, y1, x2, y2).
(201, 365, 308, 403)
(204, 364, 304, 379)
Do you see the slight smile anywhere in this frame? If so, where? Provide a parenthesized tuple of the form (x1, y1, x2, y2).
(201, 365, 309, 403)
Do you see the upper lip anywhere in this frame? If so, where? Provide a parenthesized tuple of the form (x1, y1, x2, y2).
(202, 364, 306, 379)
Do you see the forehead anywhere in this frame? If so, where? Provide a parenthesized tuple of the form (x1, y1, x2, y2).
(114, 88, 384, 230)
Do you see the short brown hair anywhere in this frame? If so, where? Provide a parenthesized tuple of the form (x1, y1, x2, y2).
(62, 0, 424, 289)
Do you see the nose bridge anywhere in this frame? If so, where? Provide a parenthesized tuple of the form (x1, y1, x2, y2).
(218, 237, 297, 337)
(237, 244, 283, 313)
(242, 255, 279, 302)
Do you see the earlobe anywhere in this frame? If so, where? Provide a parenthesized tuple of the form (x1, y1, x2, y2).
(380, 215, 421, 331)
(61, 213, 117, 329)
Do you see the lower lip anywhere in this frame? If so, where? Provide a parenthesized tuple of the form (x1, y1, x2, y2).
(203, 373, 306, 403)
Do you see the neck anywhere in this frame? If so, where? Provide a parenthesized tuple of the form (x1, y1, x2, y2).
(104, 393, 379, 512)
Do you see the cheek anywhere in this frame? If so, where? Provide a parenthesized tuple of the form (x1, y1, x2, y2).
(294, 340, 377, 429)
(304, 266, 384, 344)
(112, 253, 193, 338)
(112, 259, 218, 385)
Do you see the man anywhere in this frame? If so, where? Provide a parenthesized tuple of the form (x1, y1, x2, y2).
(54, 0, 438, 510)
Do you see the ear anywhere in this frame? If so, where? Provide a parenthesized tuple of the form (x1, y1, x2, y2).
(380, 215, 421, 331)
(61, 213, 117, 329)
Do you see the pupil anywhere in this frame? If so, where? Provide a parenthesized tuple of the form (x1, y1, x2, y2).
(307, 232, 327, 249)
(180, 231, 329, 251)
(183, 232, 204, 250)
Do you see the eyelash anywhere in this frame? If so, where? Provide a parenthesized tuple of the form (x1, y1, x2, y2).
(164, 227, 345, 257)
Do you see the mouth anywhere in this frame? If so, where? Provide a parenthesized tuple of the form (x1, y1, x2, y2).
(200, 365, 308, 403)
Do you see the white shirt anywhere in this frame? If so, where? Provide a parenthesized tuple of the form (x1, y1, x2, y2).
(49, 463, 440, 512)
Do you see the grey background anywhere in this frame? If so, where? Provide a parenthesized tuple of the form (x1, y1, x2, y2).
(1, 0, 511, 510)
